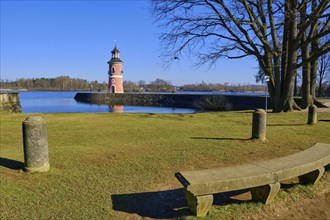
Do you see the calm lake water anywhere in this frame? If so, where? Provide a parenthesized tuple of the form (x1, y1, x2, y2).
(4, 90, 267, 113)
(18, 91, 197, 113)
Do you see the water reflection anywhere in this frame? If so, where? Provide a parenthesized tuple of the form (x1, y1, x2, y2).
(109, 105, 124, 113)
(108, 105, 196, 114)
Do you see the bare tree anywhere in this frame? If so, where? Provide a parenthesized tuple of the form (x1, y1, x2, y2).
(148, 78, 175, 91)
(300, 1, 330, 108)
(138, 80, 146, 88)
(151, 0, 330, 112)
(317, 53, 330, 96)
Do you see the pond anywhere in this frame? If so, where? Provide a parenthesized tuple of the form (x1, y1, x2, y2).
(18, 91, 197, 113)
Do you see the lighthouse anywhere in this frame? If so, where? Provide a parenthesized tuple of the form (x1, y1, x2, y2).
(108, 46, 124, 93)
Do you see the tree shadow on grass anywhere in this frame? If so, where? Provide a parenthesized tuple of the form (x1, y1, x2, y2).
(234, 111, 254, 114)
(111, 188, 251, 219)
(319, 119, 330, 122)
(267, 123, 306, 127)
(0, 157, 23, 170)
(191, 137, 250, 141)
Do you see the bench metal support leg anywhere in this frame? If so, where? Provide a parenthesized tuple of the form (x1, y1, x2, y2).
(298, 167, 325, 185)
(184, 190, 213, 217)
(250, 182, 280, 205)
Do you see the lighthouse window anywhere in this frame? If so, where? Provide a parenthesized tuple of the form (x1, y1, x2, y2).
(112, 68, 115, 73)
(111, 79, 115, 83)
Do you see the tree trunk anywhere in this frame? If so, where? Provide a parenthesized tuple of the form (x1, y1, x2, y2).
(310, 0, 319, 101)
(294, 76, 298, 96)
(311, 58, 318, 99)
(301, 45, 312, 108)
(318, 59, 324, 97)
(300, 1, 312, 109)
(272, 0, 299, 112)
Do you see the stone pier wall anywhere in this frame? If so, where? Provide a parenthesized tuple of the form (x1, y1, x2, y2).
(74, 92, 270, 110)
(0, 92, 22, 113)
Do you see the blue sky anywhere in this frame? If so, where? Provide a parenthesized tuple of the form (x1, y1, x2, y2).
(1, 0, 259, 86)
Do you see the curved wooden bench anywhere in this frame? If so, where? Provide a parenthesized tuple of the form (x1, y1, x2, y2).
(175, 143, 330, 217)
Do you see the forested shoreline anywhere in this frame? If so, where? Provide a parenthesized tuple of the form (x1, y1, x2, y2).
(1, 76, 267, 92)
(0, 76, 103, 91)
(1, 76, 328, 96)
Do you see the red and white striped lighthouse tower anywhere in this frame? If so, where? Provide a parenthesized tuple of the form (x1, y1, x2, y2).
(108, 46, 124, 93)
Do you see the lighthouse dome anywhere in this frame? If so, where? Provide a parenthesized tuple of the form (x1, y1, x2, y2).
(108, 46, 123, 64)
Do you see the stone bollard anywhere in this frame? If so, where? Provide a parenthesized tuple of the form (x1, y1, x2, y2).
(252, 109, 267, 141)
(22, 116, 50, 172)
(307, 104, 318, 124)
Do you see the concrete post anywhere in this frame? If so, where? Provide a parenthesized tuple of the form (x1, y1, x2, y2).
(22, 116, 50, 172)
(307, 104, 318, 124)
(252, 109, 267, 141)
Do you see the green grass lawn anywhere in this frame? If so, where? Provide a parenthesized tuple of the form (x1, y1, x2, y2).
(1, 110, 329, 219)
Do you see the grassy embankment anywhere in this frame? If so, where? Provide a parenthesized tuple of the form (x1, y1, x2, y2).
(1, 110, 329, 219)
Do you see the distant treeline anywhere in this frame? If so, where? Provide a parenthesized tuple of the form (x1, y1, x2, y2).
(124, 79, 176, 92)
(180, 82, 266, 92)
(124, 79, 266, 93)
(0, 76, 107, 91)
(1, 76, 266, 93)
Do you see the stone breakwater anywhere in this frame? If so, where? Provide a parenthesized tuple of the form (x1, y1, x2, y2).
(0, 92, 22, 113)
(74, 93, 270, 110)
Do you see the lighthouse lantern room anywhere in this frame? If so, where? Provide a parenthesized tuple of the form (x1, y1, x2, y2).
(108, 46, 124, 93)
